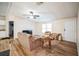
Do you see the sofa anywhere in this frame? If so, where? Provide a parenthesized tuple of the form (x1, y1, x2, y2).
(10, 32, 42, 56)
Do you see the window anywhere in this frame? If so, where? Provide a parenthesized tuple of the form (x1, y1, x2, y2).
(42, 23, 52, 33)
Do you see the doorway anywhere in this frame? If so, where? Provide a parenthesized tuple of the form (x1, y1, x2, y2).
(64, 19, 76, 42)
(9, 21, 14, 38)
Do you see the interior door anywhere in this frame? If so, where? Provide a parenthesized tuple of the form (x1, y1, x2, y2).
(9, 21, 14, 38)
(64, 19, 76, 42)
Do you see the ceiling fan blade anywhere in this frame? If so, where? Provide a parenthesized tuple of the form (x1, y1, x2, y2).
(23, 11, 40, 19)
(34, 15, 40, 17)
(33, 15, 40, 19)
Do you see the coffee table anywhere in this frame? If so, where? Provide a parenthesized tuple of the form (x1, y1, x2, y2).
(41, 37, 52, 49)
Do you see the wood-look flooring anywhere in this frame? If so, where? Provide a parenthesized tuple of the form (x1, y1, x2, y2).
(0, 39, 10, 52)
(32, 40, 78, 56)
(0, 39, 78, 56)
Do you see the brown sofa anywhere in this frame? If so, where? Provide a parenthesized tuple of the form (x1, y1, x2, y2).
(10, 32, 42, 56)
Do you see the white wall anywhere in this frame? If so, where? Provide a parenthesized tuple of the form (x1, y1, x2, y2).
(14, 18, 36, 38)
(77, 8, 79, 55)
(52, 20, 64, 35)
(34, 22, 42, 35)
(6, 15, 36, 38)
(64, 18, 76, 42)
(52, 17, 76, 42)
(5, 15, 77, 43)
(37, 17, 76, 42)
(6, 15, 15, 37)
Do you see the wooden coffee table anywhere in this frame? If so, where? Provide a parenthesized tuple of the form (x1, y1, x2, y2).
(41, 37, 52, 49)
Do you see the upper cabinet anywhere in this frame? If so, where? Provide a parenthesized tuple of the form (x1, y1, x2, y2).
(0, 16, 6, 31)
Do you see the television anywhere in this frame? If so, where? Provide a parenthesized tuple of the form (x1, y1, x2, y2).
(22, 30, 32, 34)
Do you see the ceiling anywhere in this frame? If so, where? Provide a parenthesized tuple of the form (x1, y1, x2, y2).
(0, 2, 79, 22)
(0, 2, 9, 16)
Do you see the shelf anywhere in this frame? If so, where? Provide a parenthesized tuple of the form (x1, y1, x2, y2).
(0, 25, 5, 26)
(0, 29, 6, 31)
(0, 16, 6, 20)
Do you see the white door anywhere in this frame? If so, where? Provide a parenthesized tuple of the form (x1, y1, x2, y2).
(64, 19, 76, 42)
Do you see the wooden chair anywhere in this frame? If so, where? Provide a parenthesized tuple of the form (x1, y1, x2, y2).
(50, 33, 63, 40)
(43, 31, 51, 37)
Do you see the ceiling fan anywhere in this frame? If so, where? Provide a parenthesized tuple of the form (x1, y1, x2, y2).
(24, 11, 40, 19)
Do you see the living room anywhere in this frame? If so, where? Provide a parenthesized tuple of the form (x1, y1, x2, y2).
(0, 2, 79, 56)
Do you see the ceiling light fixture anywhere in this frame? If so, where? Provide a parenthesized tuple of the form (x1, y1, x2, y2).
(24, 11, 40, 19)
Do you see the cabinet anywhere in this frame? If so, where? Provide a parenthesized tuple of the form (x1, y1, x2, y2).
(0, 16, 6, 38)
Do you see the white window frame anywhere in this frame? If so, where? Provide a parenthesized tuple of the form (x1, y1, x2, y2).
(42, 23, 52, 33)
